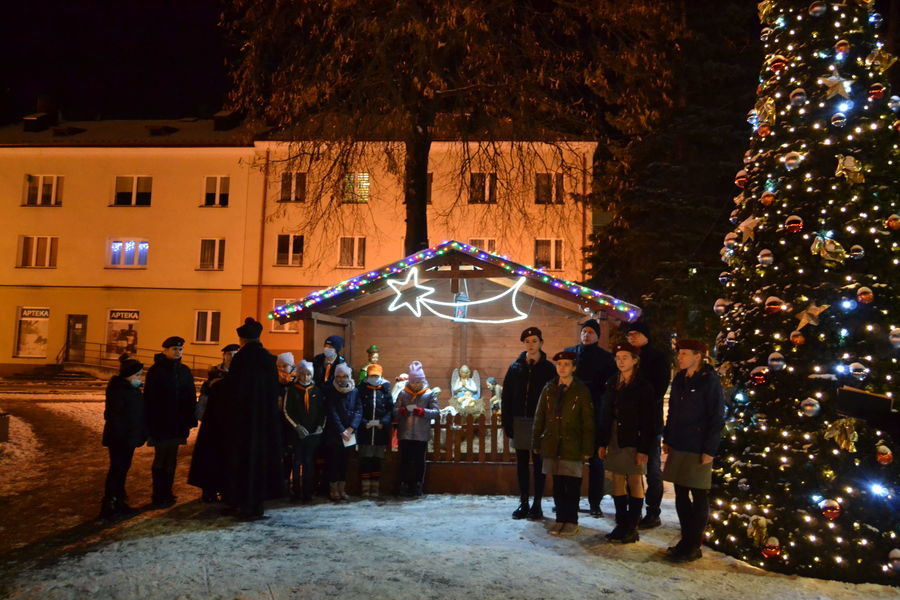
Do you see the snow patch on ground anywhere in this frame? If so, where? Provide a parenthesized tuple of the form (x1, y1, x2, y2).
(4, 495, 897, 600)
(35, 402, 106, 434)
(0, 414, 46, 498)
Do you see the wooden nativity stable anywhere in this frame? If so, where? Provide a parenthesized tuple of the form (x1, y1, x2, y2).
(271, 240, 642, 494)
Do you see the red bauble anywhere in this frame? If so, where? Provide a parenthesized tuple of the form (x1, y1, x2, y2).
(876, 445, 894, 466)
(760, 191, 776, 206)
(757, 124, 772, 137)
(761, 544, 782, 559)
(790, 331, 806, 346)
(769, 55, 788, 71)
(819, 499, 841, 521)
(868, 83, 886, 101)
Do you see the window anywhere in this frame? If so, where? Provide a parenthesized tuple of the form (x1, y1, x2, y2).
(194, 310, 221, 343)
(272, 298, 300, 332)
(24, 175, 63, 206)
(535, 173, 565, 204)
(468, 172, 497, 204)
(534, 238, 564, 270)
(276, 234, 304, 266)
(204, 176, 230, 206)
(338, 236, 366, 267)
(108, 238, 149, 268)
(468, 238, 497, 253)
(114, 176, 152, 206)
(199, 238, 226, 270)
(279, 172, 307, 202)
(342, 172, 370, 204)
(18, 236, 58, 268)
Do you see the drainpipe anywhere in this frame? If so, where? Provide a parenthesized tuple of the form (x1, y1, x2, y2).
(581, 152, 588, 279)
(256, 149, 270, 321)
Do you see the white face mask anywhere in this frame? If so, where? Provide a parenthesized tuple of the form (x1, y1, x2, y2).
(323, 347, 337, 360)
(366, 376, 380, 386)
(130, 378, 142, 388)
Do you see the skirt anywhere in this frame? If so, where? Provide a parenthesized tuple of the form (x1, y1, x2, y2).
(358, 445, 386, 459)
(512, 417, 534, 451)
(663, 448, 713, 490)
(542, 457, 584, 478)
(604, 426, 646, 476)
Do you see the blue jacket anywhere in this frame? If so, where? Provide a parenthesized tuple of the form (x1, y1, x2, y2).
(357, 379, 393, 446)
(324, 385, 362, 446)
(664, 365, 726, 456)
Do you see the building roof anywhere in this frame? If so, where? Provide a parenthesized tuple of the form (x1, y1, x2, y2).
(271, 240, 641, 324)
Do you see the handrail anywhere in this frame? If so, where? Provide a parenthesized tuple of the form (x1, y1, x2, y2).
(61, 340, 221, 373)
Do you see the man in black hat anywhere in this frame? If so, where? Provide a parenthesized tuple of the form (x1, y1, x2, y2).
(565, 318, 616, 517)
(313, 335, 350, 388)
(223, 318, 284, 519)
(501, 326, 557, 520)
(624, 320, 672, 529)
(144, 336, 197, 507)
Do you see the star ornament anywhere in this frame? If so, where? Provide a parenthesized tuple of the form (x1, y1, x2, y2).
(737, 216, 762, 242)
(387, 267, 435, 317)
(819, 73, 853, 99)
(795, 301, 829, 330)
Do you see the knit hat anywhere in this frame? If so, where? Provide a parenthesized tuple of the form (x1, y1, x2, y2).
(296, 359, 314, 375)
(335, 363, 353, 378)
(324, 335, 344, 353)
(162, 336, 185, 348)
(366, 363, 383, 377)
(613, 343, 641, 356)
(276, 352, 295, 369)
(366, 344, 380, 354)
(221, 343, 240, 353)
(677, 339, 709, 354)
(580, 319, 601, 337)
(552, 350, 578, 362)
(408, 360, 426, 382)
(625, 320, 651, 339)
(520, 326, 543, 342)
(118, 353, 143, 377)
(236, 317, 263, 339)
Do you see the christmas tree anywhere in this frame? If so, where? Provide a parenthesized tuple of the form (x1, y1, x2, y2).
(708, 0, 899, 585)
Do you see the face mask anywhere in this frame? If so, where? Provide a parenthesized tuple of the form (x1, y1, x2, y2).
(366, 376, 380, 386)
(130, 378, 142, 388)
(323, 348, 336, 360)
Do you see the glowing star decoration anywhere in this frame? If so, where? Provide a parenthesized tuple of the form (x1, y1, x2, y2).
(387, 267, 529, 324)
(737, 216, 762, 242)
(811, 231, 847, 265)
(795, 301, 829, 329)
(819, 73, 853, 99)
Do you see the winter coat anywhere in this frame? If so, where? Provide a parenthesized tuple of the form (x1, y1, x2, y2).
(312, 353, 350, 388)
(634, 340, 672, 435)
(533, 377, 595, 462)
(664, 364, 726, 456)
(500, 350, 557, 437)
(223, 341, 285, 508)
(393, 385, 440, 442)
(188, 371, 230, 493)
(102, 375, 146, 448)
(281, 382, 327, 446)
(324, 385, 363, 446)
(196, 364, 227, 420)
(357, 379, 394, 446)
(564, 343, 617, 406)
(596, 374, 657, 455)
(143, 353, 197, 443)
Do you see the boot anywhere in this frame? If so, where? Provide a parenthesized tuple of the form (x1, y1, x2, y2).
(98, 496, 118, 520)
(618, 496, 644, 544)
(362, 480, 372, 498)
(527, 498, 544, 521)
(116, 496, 138, 516)
(150, 468, 166, 506)
(512, 497, 530, 519)
(606, 495, 628, 541)
(338, 481, 350, 501)
(371, 480, 381, 498)
(329, 482, 340, 501)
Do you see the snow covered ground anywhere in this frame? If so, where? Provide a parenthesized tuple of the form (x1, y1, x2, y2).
(0, 414, 45, 498)
(4, 494, 898, 600)
(35, 402, 106, 434)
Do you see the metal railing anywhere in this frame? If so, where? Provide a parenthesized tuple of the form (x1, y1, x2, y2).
(57, 341, 221, 374)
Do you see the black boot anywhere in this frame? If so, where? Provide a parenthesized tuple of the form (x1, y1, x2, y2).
(116, 496, 138, 516)
(606, 495, 628, 541)
(512, 497, 530, 519)
(618, 496, 643, 544)
(98, 496, 118, 520)
(527, 498, 544, 520)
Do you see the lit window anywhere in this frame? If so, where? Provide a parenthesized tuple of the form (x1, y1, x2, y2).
(199, 239, 226, 270)
(23, 175, 63, 206)
(18, 236, 58, 268)
(194, 310, 221, 343)
(534, 238, 564, 270)
(276, 234, 304, 266)
(204, 176, 230, 206)
(114, 176, 152, 206)
(342, 172, 370, 204)
(108, 238, 149, 267)
(338, 236, 366, 268)
(272, 298, 300, 332)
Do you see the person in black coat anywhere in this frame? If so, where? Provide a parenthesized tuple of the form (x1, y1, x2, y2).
(357, 363, 393, 498)
(624, 320, 672, 529)
(312, 335, 350, 388)
(143, 336, 197, 507)
(597, 344, 656, 544)
(282, 359, 327, 502)
(188, 343, 239, 502)
(223, 318, 285, 520)
(565, 318, 617, 517)
(663, 339, 726, 563)
(323, 363, 363, 501)
(99, 354, 146, 519)
(501, 326, 557, 520)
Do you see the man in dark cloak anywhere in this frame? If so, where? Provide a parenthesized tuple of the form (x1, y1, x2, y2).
(223, 318, 284, 519)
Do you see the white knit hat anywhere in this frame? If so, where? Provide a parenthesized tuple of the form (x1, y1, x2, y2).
(296, 359, 314, 375)
(408, 360, 426, 382)
(276, 352, 295, 369)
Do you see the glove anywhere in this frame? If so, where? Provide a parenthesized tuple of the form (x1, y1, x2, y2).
(413, 407, 426, 417)
(399, 407, 409, 417)
(296, 425, 310, 439)
(366, 419, 378, 429)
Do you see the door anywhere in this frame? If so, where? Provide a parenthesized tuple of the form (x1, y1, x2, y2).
(66, 314, 88, 362)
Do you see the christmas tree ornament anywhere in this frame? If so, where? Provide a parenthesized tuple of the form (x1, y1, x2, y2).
(811, 232, 847, 265)
(821, 467, 836, 482)
(733, 191, 745, 205)
(760, 191, 776, 206)
(768, 55, 788, 72)
(848, 244, 865, 259)
(753, 413, 768, 427)
(876, 444, 893, 466)
(800, 397, 821, 417)
(714, 298, 733, 316)
(889, 328, 900, 349)
(758, 249, 775, 266)
(864, 48, 896, 73)
(795, 301, 829, 329)
(820, 73, 853, 99)
(724, 232, 740, 249)
(756, 96, 777, 125)
(747, 108, 758, 126)
(856, 286, 873, 304)
(738, 216, 761, 242)
(818, 499, 842, 520)
(890, 549, 900, 573)
(893, 119, 900, 133)
(830, 112, 847, 127)
(784, 151, 803, 170)
(761, 537, 782, 558)
(849, 362, 869, 380)
(789, 330, 806, 346)
(757, 0, 775, 24)
(757, 124, 772, 137)
(768, 352, 785, 370)
(726, 331, 738, 347)
(719, 271, 733, 285)
(738, 478, 750, 492)
(808, 1, 827, 17)
(833, 40, 851, 55)
(868, 83, 887, 101)
(734, 169, 749, 188)
(764, 296, 786, 314)
(721, 247, 735, 264)
(747, 515, 771, 545)
(835, 155, 864, 184)
(750, 366, 769, 386)
(869, 12, 883, 27)
(888, 95, 900, 112)
(785, 215, 803, 233)
(824, 418, 859, 452)
(789, 87, 807, 106)
(729, 209, 740, 224)
(760, 27, 773, 42)
(885, 214, 900, 231)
